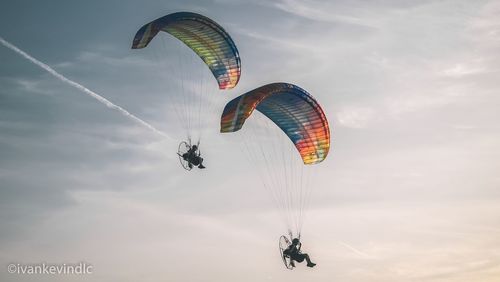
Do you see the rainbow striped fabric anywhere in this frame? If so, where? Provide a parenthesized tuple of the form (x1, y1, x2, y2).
(220, 83, 330, 164)
(132, 12, 241, 89)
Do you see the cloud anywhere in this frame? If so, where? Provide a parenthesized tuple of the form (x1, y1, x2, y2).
(14, 78, 57, 96)
(264, 0, 379, 28)
(336, 106, 376, 128)
(76, 50, 157, 69)
(440, 63, 486, 77)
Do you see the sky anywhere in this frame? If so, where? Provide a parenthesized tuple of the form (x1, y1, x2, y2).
(1, 0, 500, 281)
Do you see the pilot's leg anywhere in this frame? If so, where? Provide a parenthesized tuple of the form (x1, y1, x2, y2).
(304, 254, 312, 264)
(304, 254, 316, 267)
(198, 158, 206, 169)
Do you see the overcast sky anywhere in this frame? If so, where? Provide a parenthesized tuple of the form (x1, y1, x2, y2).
(1, 0, 500, 281)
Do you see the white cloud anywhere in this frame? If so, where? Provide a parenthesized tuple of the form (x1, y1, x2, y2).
(14, 78, 56, 96)
(440, 63, 486, 77)
(265, 0, 379, 28)
(336, 106, 376, 128)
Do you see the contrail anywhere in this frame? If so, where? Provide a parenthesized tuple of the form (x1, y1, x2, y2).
(0, 36, 170, 140)
(338, 241, 374, 259)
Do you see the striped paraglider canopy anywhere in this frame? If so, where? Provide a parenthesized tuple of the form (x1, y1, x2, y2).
(220, 83, 330, 164)
(132, 12, 241, 90)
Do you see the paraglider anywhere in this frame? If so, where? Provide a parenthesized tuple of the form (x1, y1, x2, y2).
(221, 82, 330, 269)
(132, 12, 241, 170)
(177, 140, 206, 170)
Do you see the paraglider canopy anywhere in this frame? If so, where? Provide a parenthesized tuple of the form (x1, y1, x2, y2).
(220, 83, 330, 164)
(132, 12, 241, 90)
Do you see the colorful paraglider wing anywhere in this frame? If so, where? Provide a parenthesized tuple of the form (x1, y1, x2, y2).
(220, 83, 330, 164)
(132, 12, 241, 89)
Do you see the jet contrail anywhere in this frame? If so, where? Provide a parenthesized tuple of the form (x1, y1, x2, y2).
(338, 241, 374, 259)
(0, 36, 170, 140)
